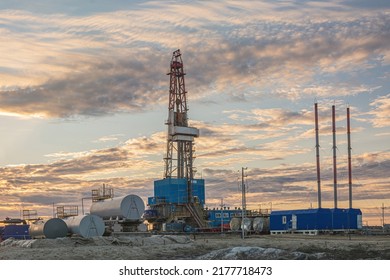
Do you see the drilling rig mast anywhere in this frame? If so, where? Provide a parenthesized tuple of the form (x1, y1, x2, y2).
(164, 49, 199, 201)
(145, 50, 206, 230)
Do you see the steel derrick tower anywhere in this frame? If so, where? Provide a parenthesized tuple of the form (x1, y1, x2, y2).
(145, 49, 205, 230)
(164, 50, 199, 201)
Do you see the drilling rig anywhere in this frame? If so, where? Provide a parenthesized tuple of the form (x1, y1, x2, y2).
(145, 50, 207, 231)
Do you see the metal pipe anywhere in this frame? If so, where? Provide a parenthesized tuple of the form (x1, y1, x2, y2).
(347, 106, 352, 209)
(315, 103, 322, 208)
(332, 105, 338, 209)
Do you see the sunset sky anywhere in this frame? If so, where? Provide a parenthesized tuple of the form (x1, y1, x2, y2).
(0, 0, 389, 226)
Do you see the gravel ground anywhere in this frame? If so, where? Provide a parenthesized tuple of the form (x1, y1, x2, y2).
(0, 233, 389, 260)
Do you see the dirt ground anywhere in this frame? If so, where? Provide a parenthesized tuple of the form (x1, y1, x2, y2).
(0, 233, 389, 260)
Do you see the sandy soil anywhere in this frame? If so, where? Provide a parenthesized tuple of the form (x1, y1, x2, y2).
(0, 233, 389, 260)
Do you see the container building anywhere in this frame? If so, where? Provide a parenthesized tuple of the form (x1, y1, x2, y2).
(270, 208, 362, 234)
(1, 224, 30, 240)
(206, 208, 242, 229)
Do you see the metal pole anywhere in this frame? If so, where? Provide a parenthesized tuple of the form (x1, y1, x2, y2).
(241, 167, 247, 239)
(383, 203, 385, 228)
(332, 105, 338, 209)
(347, 106, 353, 209)
(315, 102, 322, 208)
(220, 198, 224, 233)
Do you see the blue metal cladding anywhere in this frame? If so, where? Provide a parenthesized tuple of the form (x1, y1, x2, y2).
(2, 225, 30, 240)
(148, 178, 205, 206)
(331, 208, 362, 230)
(270, 209, 331, 231)
(270, 208, 362, 231)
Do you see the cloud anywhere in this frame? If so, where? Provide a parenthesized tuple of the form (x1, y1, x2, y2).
(0, 132, 166, 191)
(368, 94, 390, 127)
(202, 150, 390, 211)
(0, 56, 167, 118)
(93, 134, 124, 143)
(0, 1, 388, 225)
(0, 126, 389, 220)
(0, 2, 389, 118)
(0, 133, 165, 216)
(341, 0, 390, 9)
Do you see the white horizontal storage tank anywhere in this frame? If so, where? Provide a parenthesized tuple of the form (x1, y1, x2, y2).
(64, 214, 105, 238)
(242, 217, 253, 232)
(229, 217, 241, 231)
(252, 217, 270, 233)
(90, 194, 145, 221)
(29, 218, 68, 239)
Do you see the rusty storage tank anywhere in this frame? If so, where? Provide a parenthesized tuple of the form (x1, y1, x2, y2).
(64, 214, 105, 238)
(29, 218, 68, 239)
(90, 194, 145, 221)
(252, 216, 270, 233)
(229, 217, 241, 231)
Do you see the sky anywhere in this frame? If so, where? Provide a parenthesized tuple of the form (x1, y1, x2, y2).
(0, 0, 389, 226)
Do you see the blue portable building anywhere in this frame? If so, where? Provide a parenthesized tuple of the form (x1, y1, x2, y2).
(1, 224, 30, 240)
(270, 208, 362, 234)
(148, 178, 205, 206)
(207, 209, 242, 228)
(331, 208, 362, 230)
(0, 226, 4, 240)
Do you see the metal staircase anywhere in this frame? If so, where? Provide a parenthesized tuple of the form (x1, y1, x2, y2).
(185, 204, 206, 228)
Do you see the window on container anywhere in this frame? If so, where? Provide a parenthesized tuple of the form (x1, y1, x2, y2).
(230, 213, 235, 217)
(223, 213, 229, 218)
(215, 213, 221, 218)
(282, 216, 287, 224)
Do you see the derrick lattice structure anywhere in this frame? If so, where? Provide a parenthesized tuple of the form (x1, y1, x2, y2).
(164, 50, 199, 202)
(146, 50, 206, 230)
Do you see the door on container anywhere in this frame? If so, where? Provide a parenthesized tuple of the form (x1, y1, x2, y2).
(357, 215, 362, 229)
(291, 214, 297, 230)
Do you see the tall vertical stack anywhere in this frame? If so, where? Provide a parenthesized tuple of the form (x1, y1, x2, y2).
(314, 103, 354, 209)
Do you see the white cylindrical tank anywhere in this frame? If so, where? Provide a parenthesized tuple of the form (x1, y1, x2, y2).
(253, 217, 270, 233)
(64, 214, 105, 238)
(242, 217, 253, 232)
(90, 194, 145, 221)
(29, 218, 68, 239)
(229, 217, 241, 231)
